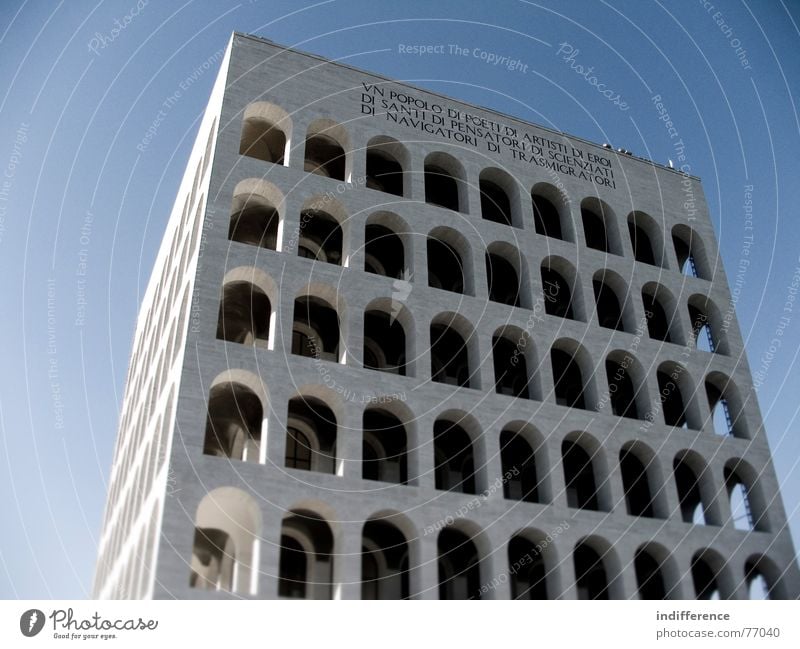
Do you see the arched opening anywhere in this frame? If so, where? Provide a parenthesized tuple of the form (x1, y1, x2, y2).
(620, 447, 655, 517)
(364, 222, 405, 279)
(541, 260, 577, 319)
(552, 347, 587, 409)
(363, 409, 408, 484)
(724, 461, 767, 532)
(486, 253, 521, 306)
(363, 310, 406, 375)
(635, 546, 669, 599)
(430, 316, 474, 388)
(285, 396, 337, 474)
(492, 335, 532, 399)
(304, 121, 347, 180)
(606, 355, 641, 419)
(190, 488, 260, 594)
(239, 103, 289, 164)
(500, 428, 541, 502)
(691, 551, 725, 600)
(366, 137, 406, 196)
(593, 280, 623, 331)
(297, 209, 343, 265)
(438, 527, 481, 599)
(228, 193, 279, 250)
(658, 363, 695, 429)
(574, 542, 609, 599)
(508, 535, 548, 599)
(279, 509, 334, 599)
(292, 295, 340, 361)
(744, 556, 780, 600)
(531, 186, 567, 240)
(673, 224, 710, 280)
(628, 212, 662, 266)
(674, 452, 711, 525)
(361, 520, 410, 599)
(427, 229, 470, 294)
(424, 153, 465, 212)
(480, 179, 512, 225)
(562, 438, 601, 511)
(642, 285, 674, 342)
(216, 282, 271, 346)
(581, 199, 619, 254)
(434, 418, 477, 494)
(202, 382, 263, 462)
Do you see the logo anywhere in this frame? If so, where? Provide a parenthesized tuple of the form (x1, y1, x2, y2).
(20, 609, 45, 637)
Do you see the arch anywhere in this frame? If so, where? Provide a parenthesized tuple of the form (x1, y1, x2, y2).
(634, 543, 675, 599)
(744, 554, 785, 600)
(492, 325, 539, 400)
(424, 151, 467, 212)
(216, 281, 271, 347)
(724, 458, 768, 532)
(279, 509, 334, 599)
(672, 224, 711, 279)
(366, 136, 408, 197)
(657, 361, 699, 429)
(292, 292, 341, 362)
(619, 442, 661, 518)
(627, 211, 664, 266)
(688, 294, 728, 354)
(437, 525, 482, 599)
(427, 226, 472, 295)
(574, 537, 619, 599)
(285, 395, 337, 474)
(562, 433, 606, 512)
(297, 205, 344, 266)
(228, 179, 283, 250)
(642, 282, 678, 343)
(581, 197, 621, 255)
(433, 415, 480, 495)
(486, 241, 528, 308)
(673, 450, 720, 525)
(430, 312, 478, 389)
(239, 101, 291, 165)
(190, 487, 261, 594)
(361, 519, 410, 599)
(479, 167, 520, 227)
(531, 182, 571, 241)
(500, 423, 546, 503)
(551, 339, 595, 411)
(304, 118, 348, 181)
(541, 256, 582, 320)
(202, 381, 264, 462)
(363, 303, 409, 376)
(363, 408, 408, 485)
(705, 371, 747, 438)
(592, 269, 633, 332)
(606, 350, 648, 420)
(364, 211, 409, 280)
(691, 549, 729, 599)
(508, 533, 550, 599)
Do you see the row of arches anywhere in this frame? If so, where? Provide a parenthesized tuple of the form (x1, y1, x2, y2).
(216, 277, 746, 436)
(237, 104, 713, 280)
(201, 377, 765, 529)
(189, 489, 782, 599)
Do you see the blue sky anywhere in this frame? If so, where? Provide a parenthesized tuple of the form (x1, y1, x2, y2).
(0, 0, 798, 599)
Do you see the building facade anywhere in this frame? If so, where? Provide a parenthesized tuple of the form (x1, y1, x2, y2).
(93, 33, 800, 599)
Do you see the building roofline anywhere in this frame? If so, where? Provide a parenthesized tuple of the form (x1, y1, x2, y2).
(232, 31, 701, 182)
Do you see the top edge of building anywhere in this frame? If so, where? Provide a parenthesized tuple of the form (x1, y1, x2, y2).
(233, 31, 701, 183)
